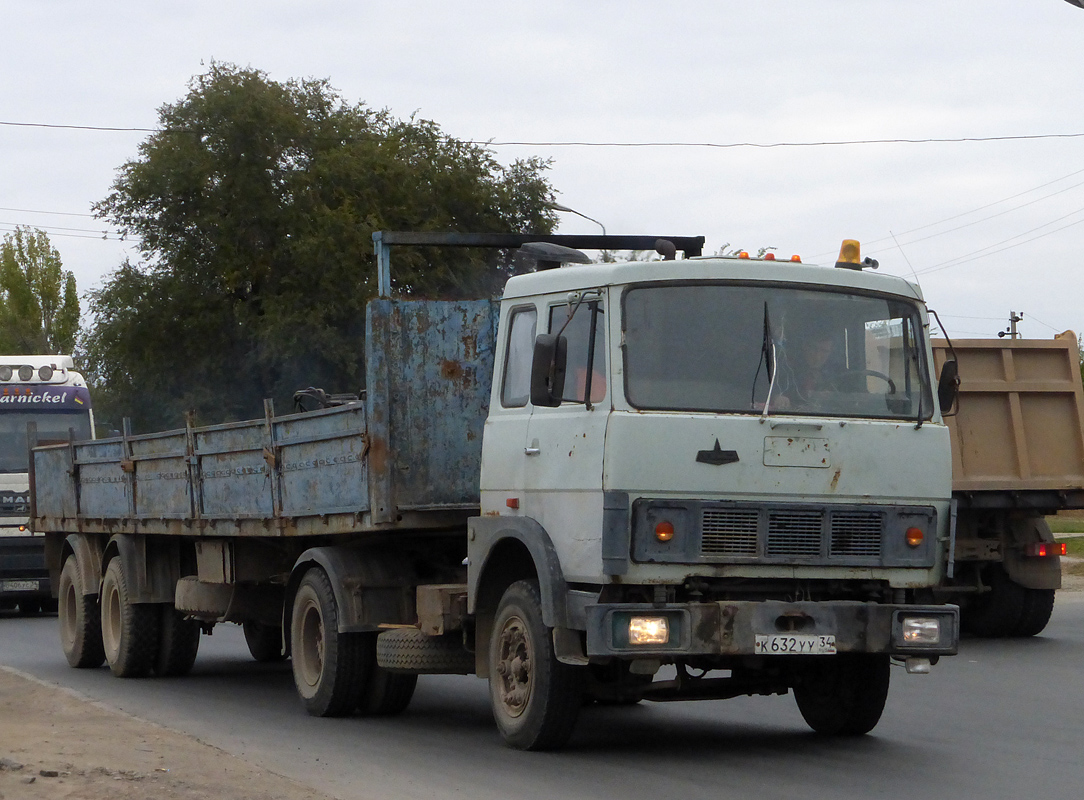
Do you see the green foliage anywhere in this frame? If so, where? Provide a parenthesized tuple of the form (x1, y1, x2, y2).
(0, 227, 80, 355)
(87, 63, 558, 431)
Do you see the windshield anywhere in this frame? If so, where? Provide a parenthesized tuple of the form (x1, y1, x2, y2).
(0, 411, 93, 473)
(623, 283, 933, 420)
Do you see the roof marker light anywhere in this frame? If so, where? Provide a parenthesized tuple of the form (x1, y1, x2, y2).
(764, 252, 776, 260)
(790, 255, 802, 262)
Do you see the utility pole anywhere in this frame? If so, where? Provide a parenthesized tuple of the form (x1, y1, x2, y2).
(997, 311, 1023, 340)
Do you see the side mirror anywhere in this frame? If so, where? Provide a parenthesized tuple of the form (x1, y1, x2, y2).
(937, 359, 960, 415)
(530, 333, 567, 407)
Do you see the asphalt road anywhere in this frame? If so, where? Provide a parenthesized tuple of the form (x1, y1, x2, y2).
(2, 596, 1082, 800)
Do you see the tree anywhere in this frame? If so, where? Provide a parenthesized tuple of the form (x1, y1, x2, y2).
(0, 227, 80, 355)
(87, 63, 558, 431)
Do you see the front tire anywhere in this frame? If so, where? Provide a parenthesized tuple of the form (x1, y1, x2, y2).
(101, 558, 159, 678)
(290, 568, 366, 717)
(58, 556, 105, 668)
(488, 580, 582, 751)
(793, 654, 890, 736)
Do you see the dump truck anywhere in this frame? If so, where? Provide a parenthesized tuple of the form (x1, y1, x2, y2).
(33, 233, 961, 750)
(932, 334, 1083, 636)
(0, 355, 93, 613)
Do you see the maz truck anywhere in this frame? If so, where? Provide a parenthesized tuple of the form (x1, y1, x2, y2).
(0, 355, 93, 613)
(31, 233, 960, 750)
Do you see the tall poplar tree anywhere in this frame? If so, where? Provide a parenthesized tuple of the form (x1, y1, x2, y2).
(0, 227, 80, 355)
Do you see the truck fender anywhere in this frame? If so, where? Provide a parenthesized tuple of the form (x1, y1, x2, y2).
(59, 534, 104, 597)
(285, 546, 417, 635)
(467, 516, 569, 629)
(102, 534, 180, 604)
(1003, 516, 1062, 590)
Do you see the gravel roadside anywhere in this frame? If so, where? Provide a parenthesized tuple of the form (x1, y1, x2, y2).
(0, 665, 336, 800)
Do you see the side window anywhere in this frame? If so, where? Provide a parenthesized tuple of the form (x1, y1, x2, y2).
(501, 307, 537, 408)
(549, 300, 606, 403)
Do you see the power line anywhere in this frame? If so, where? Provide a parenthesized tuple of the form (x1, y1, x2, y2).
(5, 118, 1084, 149)
(0, 206, 96, 218)
(0, 120, 155, 133)
(0, 224, 126, 242)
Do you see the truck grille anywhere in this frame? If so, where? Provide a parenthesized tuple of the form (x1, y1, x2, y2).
(0, 492, 30, 516)
(702, 509, 758, 555)
(699, 506, 885, 561)
(830, 512, 883, 557)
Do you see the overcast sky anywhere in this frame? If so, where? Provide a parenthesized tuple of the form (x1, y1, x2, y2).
(3, 1, 1084, 339)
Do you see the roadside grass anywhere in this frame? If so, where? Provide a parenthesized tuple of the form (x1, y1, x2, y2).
(1046, 517, 1084, 534)
(1055, 536, 1084, 577)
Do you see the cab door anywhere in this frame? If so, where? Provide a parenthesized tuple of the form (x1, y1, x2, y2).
(479, 303, 537, 515)
(522, 291, 609, 578)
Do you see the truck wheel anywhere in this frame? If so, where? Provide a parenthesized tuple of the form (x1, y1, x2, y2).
(376, 628, 475, 674)
(358, 638, 418, 717)
(963, 564, 1027, 638)
(58, 556, 105, 669)
(244, 621, 287, 663)
(101, 558, 160, 678)
(1015, 588, 1056, 637)
(488, 580, 583, 751)
(156, 605, 200, 677)
(290, 568, 366, 717)
(793, 654, 890, 736)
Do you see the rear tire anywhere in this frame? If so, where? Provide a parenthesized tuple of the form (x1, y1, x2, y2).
(1015, 588, 1056, 637)
(963, 564, 1027, 637)
(488, 580, 582, 751)
(101, 558, 159, 678)
(58, 556, 105, 669)
(244, 621, 287, 662)
(290, 568, 366, 717)
(793, 654, 890, 736)
(357, 636, 417, 717)
(156, 604, 200, 677)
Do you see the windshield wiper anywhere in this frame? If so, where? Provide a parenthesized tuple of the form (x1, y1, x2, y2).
(752, 302, 779, 420)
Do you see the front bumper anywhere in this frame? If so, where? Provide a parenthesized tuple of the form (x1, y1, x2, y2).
(586, 600, 959, 658)
(0, 535, 50, 598)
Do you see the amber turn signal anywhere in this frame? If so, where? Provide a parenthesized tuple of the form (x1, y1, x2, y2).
(905, 527, 924, 547)
(655, 521, 675, 542)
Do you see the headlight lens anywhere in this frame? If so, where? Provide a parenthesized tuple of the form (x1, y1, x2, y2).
(902, 617, 941, 645)
(628, 616, 669, 645)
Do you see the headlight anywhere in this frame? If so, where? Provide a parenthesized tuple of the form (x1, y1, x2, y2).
(628, 616, 669, 645)
(902, 617, 941, 645)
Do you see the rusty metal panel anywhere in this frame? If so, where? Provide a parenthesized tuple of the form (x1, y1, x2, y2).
(30, 445, 78, 523)
(274, 403, 369, 517)
(933, 336, 1084, 492)
(366, 299, 496, 516)
(73, 438, 129, 519)
(128, 430, 190, 519)
(194, 420, 274, 518)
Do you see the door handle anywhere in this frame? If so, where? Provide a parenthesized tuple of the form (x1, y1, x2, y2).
(524, 447, 541, 456)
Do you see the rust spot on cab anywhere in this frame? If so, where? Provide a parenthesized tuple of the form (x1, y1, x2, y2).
(441, 359, 464, 381)
(829, 467, 842, 491)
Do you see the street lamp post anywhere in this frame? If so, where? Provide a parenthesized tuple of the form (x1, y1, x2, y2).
(545, 202, 607, 236)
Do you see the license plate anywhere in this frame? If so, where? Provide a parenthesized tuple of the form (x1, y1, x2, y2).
(0, 580, 39, 592)
(754, 634, 836, 655)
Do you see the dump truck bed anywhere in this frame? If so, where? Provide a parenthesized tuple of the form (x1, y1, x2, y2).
(932, 336, 1084, 508)
(30, 299, 498, 538)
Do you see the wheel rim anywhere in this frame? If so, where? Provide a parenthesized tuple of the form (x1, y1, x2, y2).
(60, 571, 78, 651)
(494, 613, 532, 718)
(102, 577, 122, 661)
(297, 598, 324, 688)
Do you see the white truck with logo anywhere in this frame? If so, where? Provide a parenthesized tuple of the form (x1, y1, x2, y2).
(0, 355, 93, 612)
(32, 233, 960, 750)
